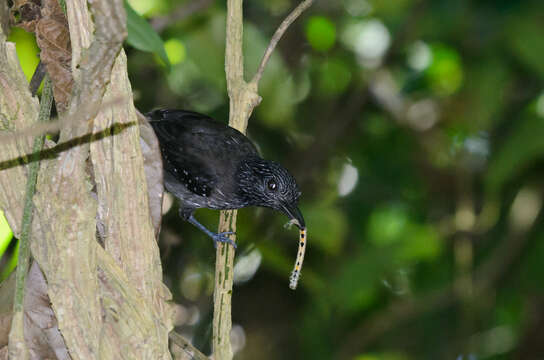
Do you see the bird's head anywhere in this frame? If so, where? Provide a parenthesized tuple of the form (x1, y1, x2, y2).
(237, 157, 305, 229)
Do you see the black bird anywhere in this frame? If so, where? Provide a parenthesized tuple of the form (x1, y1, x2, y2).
(147, 109, 305, 248)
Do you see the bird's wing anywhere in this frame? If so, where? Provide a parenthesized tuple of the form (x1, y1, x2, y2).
(148, 110, 258, 198)
(148, 109, 258, 155)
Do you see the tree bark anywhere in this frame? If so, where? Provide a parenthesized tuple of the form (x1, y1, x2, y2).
(0, 0, 173, 358)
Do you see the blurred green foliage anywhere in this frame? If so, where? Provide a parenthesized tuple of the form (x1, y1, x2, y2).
(3, 0, 544, 359)
(426, 43, 463, 96)
(305, 16, 336, 52)
(164, 38, 186, 65)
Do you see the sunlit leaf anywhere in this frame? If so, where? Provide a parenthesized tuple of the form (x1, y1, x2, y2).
(0, 213, 15, 279)
(164, 38, 186, 65)
(124, 0, 170, 68)
(0, 239, 17, 282)
(128, 0, 165, 16)
(0, 211, 13, 258)
(7, 27, 40, 81)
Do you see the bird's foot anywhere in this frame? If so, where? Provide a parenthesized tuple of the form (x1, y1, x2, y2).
(186, 215, 237, 249)
(212, 231, 237, 249)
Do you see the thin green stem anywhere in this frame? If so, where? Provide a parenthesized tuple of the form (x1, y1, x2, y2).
(12, 76, 53, 313)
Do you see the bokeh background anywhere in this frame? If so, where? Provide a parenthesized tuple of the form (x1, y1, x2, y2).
(2, 0, 544, 359)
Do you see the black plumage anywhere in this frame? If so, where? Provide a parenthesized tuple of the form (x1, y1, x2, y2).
(147, 109, 305, 247)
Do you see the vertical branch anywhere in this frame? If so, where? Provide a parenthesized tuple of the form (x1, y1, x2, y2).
(213, 1, 247, 358)
(213, 210, 237, 360)
(224, 0, 244, 96)
(213, 1, 246, 358)
(214, 1, 313, 359)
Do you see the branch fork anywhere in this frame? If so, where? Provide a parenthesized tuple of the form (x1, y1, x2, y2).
(213, 1, 314, 359)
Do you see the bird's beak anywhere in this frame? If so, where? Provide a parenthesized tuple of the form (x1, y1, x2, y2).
(281, 203, 305, 229)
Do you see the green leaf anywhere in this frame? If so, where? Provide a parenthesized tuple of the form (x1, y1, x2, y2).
(0, 211, 15, 281)
(7, 28, 40, 82)
(0, 211, 13, 258)
(124, 0, 170, 69)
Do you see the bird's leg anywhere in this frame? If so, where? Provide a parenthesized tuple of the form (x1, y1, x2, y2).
(187, 215, 237, 248)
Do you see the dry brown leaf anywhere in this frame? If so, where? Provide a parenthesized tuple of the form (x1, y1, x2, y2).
(0, 262, 69, 359)
(11, 0, 73, 112)
(138, 111, 165, 238)
(10, 0, 41, 33)
(35, 0, 72, 112)
(23, 262, 70, 360)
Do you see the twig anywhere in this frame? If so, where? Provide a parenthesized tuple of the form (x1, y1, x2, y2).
(169, 331, 209, 360)
(213, 1, 313, 359)
(29, 61, 46, 96)
(8, 76, 53, 359)
(251, 0, 314, 85)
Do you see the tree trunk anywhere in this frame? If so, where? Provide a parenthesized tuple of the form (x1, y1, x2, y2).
(0, 0, 173, 359)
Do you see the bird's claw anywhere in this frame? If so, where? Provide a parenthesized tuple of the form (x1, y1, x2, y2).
(212, 231, 237, 249)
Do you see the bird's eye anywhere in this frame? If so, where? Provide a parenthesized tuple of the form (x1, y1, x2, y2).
(267, 179, 277, 191)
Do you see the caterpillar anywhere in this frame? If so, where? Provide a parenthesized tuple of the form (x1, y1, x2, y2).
(289, 227, 307, 290)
